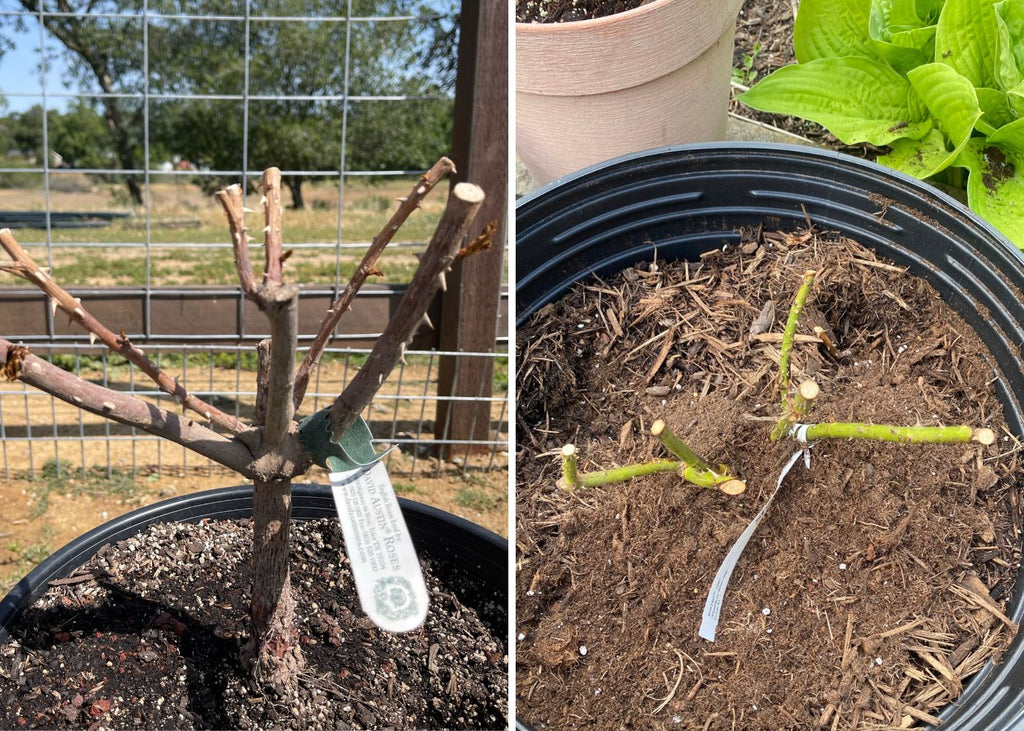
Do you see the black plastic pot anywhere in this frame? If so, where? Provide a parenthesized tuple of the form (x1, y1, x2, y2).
(516, 142, 1024, 729)
(0, 484, 508, 643)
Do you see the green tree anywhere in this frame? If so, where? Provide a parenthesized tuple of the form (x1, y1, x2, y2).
(5, 1, 458, 207)
(0, 98, 11, 156)
(8, 106, 43, 157)
(345, 80, 454, 174)
(150, 1, 457, 207)
(4, 102, 113, 168)
(7, 2, 147, 201)
(48, 100, 114, 168)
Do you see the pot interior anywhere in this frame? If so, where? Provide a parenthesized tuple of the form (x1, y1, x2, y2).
(515, 142, 1024, 730)
(0, 484, 508, 643)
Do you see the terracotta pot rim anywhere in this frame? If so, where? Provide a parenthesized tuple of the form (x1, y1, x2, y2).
(515, 0, 743, 95)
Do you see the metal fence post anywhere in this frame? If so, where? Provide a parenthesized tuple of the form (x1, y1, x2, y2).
(434, 0, 508, 458)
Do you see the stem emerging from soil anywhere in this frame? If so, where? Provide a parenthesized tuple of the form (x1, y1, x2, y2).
(559, 444, 579, 489)
(564, 459, 745, 493)
(249, 478, 304, 690)
(792, 379, 819, 417)
(778, 270, 816, 410)
(557, 442, 745, 494)
(571, 459, 683, 487)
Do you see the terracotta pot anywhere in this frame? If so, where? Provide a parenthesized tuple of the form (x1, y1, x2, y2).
(515, 0, 743, 186)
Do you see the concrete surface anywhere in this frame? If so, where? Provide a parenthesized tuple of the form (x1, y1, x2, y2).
(516, 113, 818, 197)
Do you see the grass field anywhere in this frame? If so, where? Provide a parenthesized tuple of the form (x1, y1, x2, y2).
(0, 172, 448, 286)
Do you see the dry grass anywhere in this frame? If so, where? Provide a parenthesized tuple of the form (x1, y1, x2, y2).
(0, 176, 448, 286)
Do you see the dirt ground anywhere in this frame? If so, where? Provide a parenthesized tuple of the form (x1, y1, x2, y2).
(0, 356, 508, 593)
(0, 464, 507, 593)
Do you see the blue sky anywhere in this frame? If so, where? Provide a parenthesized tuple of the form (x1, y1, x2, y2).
(0, 6, 457, 115)
(1, 22, 74, 113)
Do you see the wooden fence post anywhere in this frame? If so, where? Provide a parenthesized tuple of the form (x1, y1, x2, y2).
(434, 0, 508, 458)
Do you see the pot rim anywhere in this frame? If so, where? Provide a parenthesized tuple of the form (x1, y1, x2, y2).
(0, 484, 508, 643)
(514, 0, 743, 96)
(516, 141, 1008, 233)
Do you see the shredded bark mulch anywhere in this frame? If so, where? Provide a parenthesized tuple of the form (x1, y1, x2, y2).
(0, 517, 507, 729)
(516, 230, 1021, 728)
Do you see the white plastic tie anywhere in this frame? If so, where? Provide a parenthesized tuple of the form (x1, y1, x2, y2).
(699, 448, 806, 642)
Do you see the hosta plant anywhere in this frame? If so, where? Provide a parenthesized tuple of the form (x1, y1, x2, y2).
(739, 0, 1024, 247)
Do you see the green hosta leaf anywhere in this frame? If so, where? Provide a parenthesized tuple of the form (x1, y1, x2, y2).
(935, 0, 1000, 88)
(996, 0, 1024, 70)
(976, 88, 1015, 134)
(795, 0, 875, 61)
(909, 63, 982, 139)
(990, 115, 1024, 152)
(871, 0, 929, 32)
(916, 0, 945, 22)
(740, 57, 930, 144)
(871, 27, 936, 72)
(995, 8, 1023, 89)
(869, 0, 937, 73)
(879, 64, 980, 176)
(995, 0, 1024, 89)
(879, 128, 954, 177)
(955, 135, 1024, 246)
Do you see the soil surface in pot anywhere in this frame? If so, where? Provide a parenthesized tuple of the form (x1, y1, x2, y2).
(0, 517, 507, 729)
(516, 231, 1020, 728)
(516, 0, 645, 23)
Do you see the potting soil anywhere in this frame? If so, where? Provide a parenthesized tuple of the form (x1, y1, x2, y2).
(0, 517, 508, 729)
(516, 0, 646, 23)
(516, 230, 1020, 728)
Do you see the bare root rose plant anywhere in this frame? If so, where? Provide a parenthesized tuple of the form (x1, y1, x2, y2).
(558, 270, 995, 494)
(0, 159, 489, 692)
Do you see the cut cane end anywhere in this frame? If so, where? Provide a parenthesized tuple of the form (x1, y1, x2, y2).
(720, 479, 746, 496)
(452, 182, 485, 204)
(973, 428, 996, 446)
(561, 444, 576, 458)
(650, 419, 666, 437)
(798, 379, 820, 400)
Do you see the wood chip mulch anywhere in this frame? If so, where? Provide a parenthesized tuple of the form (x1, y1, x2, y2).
(516, 229, 1021, 729)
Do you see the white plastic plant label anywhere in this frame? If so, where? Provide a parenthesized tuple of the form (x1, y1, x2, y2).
(699, 448, 807, 642)
(329, 461, 429, 633)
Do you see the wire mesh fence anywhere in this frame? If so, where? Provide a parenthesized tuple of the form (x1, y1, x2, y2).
(0, 344, 508, 480)
(0, 1, 509, 481)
